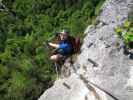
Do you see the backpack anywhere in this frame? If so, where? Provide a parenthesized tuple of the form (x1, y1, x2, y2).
(68, 36, 81, 54)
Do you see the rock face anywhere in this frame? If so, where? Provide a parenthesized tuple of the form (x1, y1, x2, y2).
(38, 0, 133, 100)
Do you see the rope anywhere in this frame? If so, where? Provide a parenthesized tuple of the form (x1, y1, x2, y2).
(54, 63, 59, 78)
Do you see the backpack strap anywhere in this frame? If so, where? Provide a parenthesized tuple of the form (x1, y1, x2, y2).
(68, 36, 81, 54)
(74, 37, 81, 53)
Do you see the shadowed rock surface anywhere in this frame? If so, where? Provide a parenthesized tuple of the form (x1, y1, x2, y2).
(38, 0, 133, 100)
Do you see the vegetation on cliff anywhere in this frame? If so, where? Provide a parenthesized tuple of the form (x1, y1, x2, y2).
(115, 8, 133, 48)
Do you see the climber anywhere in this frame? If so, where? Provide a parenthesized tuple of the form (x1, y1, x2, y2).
(47, 29, 73, 62)
(44, 29, 80, 77)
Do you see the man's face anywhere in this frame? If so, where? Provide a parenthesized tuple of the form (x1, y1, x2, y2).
(60, 33, 68, 40)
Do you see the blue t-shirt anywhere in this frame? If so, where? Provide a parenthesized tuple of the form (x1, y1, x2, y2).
(58, 40, 72, 56)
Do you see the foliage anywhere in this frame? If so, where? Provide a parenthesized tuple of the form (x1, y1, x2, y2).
(0, 0, 105, 100)
(115, 20, 133, 48)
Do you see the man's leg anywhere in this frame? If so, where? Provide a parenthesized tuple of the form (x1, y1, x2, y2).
(50, 54, 63, 78)
(50, 54, 63, 62)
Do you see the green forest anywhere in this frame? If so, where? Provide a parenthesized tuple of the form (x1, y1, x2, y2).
(0, 0, 105, 100)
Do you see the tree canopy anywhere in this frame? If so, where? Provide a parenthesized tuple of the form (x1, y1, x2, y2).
(0, 0, 105, 100)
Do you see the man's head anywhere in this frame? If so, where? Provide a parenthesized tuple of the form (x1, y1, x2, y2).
(59, 29, 69, 40)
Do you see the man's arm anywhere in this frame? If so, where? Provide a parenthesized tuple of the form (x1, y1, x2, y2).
(48, 42, 59, 48)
